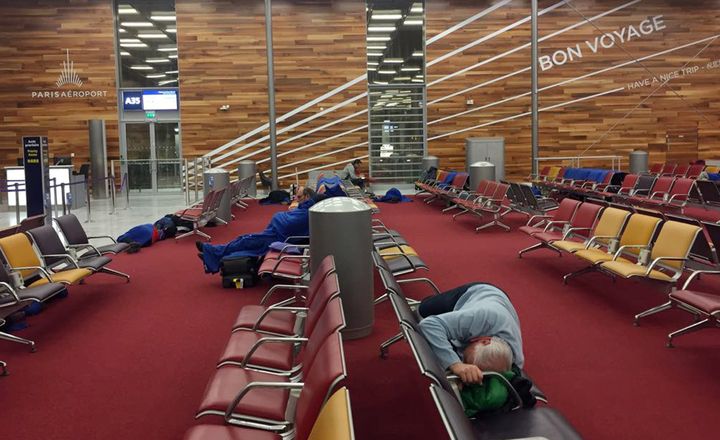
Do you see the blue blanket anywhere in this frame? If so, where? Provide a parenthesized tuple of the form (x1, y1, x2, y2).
(200, 199, 315, 273)
(118, 224, 156, 247)
(316, 175, 346, 197)
(374, 188, 412, 203)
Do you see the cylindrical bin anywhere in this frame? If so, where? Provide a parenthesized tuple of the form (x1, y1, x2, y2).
(204, 169, 231, 223)
(469, 161, 496, 189)
(422, 155, 439, 171)
(629, 150, 649, 174)
(310, 197, 373, 340)
(238, 160, 257, 197)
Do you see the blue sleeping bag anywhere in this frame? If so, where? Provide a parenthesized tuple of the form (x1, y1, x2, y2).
(374, 188, 412, 203)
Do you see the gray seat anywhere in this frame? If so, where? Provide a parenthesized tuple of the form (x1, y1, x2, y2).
(54, 214, 130, 256)
(27, 226, 129, 282)
(0, 263, 67, 352)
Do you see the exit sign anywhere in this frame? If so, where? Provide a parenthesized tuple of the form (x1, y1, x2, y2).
(145, 111, 156, 119)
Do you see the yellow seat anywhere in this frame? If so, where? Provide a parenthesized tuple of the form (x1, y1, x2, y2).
(600, 221, 702, 284)
(546, 166, 561, 180)
(308, 387, 355, 440)
(0, 233, 92, 286)
(553, 207, 630, 254)
(575, 214, 661, 265)
(600, 261, 672, 282)
(706, 166, 719, 174)
(379, 245, 418, 260)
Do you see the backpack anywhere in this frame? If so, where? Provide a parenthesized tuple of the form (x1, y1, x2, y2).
(220, 255, 259, 289)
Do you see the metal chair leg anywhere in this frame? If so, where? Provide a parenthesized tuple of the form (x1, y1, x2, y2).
(517, 242, 557, 258)
(380, 332, 404, 359)
(563, 266, 597, 285)
(452, 209, 468, 220)
(666, 318, 714, 348)
(0, 331, 36, 352)
(442, 204, 458, 213)
(100, 267, 131, 283)
(0, 360, 7, 376)
(374, 293, 389, 305)
(634, 301, 673, 326)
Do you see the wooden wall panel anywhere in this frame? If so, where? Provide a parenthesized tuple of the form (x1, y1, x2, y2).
(1, 0, 719, 183)
(0, 0, 118, 172)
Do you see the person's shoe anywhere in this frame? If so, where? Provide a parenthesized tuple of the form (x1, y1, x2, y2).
(195, 241, 204, 252)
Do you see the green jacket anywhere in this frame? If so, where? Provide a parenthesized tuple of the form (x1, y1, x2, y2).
(460, 371, 516, 417)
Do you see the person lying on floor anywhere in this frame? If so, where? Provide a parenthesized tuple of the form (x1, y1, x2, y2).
(418, 282, 524, 383)
(197, 186, 319, 273)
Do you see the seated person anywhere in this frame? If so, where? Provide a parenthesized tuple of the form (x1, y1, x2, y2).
(342, 159, 366, 189)
(418, 282, 524, 384)
(197, 187, 319, 273)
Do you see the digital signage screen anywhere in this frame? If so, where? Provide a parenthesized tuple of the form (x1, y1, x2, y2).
(122, 89, 178, 111)
(142, 89, 178, 111)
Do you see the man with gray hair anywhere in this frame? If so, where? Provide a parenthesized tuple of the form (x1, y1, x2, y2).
(418, 283, 524, 384)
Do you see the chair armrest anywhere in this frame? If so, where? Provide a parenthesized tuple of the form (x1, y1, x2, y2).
(562, 227, 593, 240)
(42, 254, 80, 269)
(649, 191, 668, 199)
(88, 235, 118, 244)
(277, 244, 310, 256)
(271, 255, 310, 274)
(260, 284, 308, 305)
(252, 306, 308, 331)
(612, 244, 648, 260)
(525, 214, 551, 227)
(681, 269, 720, 290)
(667, 194, 688, 204)
(12, 266, 54, 281)
(645, 256, 687, 276)
(225, 381, 305, 423)
(582, 235, 616, 248)
(69, 243, 102, 257)
(0, 282, 21, 301)
(632, 188, 650, 196)
(240, 337, 308, 368)
(284, 236, 309, 244)
(396, 277, 440, 295)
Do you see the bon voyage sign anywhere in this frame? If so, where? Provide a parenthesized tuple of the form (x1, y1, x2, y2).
(539, 15, 667, 71)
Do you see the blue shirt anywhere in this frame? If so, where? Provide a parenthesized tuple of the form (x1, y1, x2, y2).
(418, 284, 524, 370)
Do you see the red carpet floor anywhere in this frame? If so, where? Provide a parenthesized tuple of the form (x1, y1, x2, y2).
(1, 198, 718, 439)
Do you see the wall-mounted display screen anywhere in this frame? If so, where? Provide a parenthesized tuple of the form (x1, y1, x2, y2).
(123, 89, 178, 111)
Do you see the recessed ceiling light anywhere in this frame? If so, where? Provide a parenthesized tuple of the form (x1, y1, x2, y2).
(378, 69, 396, 74)
(159, 79, 178, 86)
(412, 51, 423, 57)
(367, 52, 383, 57)
(168, 54, 178, 59)
(165, 70, 179, 74)
(401, 66, 421, 72)
(374, 81, 389, 85)
(118, 28, 127, 33)
(368, 26, 395, 32)
(130, 66, 153, 70)
(157, 46, 177, 52)
(411, 78, 424, 83)
(120, 51, 131, 56)
(118, 5, 138, 14)
(138, 33, 168, 39)
(404, 19, 423, 26)
(120, 43, 148, 48)
(165, 27, 177, 33)
(146, 74, 167, 78)
(384, 58, 404, 64)
(367, 36, 391, 42)
(121, 21, 154, 27)
(120, 38, 141, 43)
(394, 76, 412, 81)
(367, 45, 386, 50)
(411, 3, 423, 13)
(367, 61, 379, 66)
(150, 14, 176, 22)
(371, 13, 402, 20)
(146, 58, 171, 63)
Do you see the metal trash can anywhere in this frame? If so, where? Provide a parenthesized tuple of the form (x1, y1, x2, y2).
(629, 150, 648, 174)
(237, 160, 257, 197)
(422, 156, 439, 171)
(203, 168, 231, 223)
(310, 197, 373, 340)
(469, 161, 496, 189)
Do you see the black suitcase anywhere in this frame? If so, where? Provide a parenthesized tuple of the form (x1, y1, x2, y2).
(220, 255, 259, 289)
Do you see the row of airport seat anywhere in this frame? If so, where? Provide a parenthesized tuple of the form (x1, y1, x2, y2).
(518, 198, 720, 346)
(185, 255, 355, 440)
(372, 252, 582, 440)
(0, 214, 130, 375)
